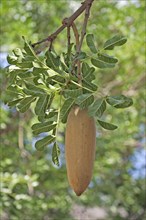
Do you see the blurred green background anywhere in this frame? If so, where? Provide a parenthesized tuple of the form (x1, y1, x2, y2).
(0, 0, 145, 219)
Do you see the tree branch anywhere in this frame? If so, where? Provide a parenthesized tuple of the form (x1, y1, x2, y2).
(31, 0, 94, 52)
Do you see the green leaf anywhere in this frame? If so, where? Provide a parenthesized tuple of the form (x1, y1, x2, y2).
(82, 62, 90, 74)
(38, 110, 58, 123)
(17, 96, 36, 113)
(47, 75, 65, 86)
(98, 53, 118, 63)
(35, 94, 50, 116)
(23, 37, 36, 57)
(106, 95, 133, 108)
(47, 93, 55, 110)
(13, 48, 24, 57)
(32, 121, 57, 135)
(18, 61, 33, 69)
(22, 55, 35, 62)
(8, 98, 23, 107)
(82, 79, 98, 92)
(67, 43, 74, 55)
(35, 135, 55, 151)
(96, 100, 106, 117)
(6, 85, 23, 101)
(7, 85, 23, 95)
(62, 52, 70, 67)
(88, 99, 106, 117)
(8, 65, 20, 73)
(47, 110, 58, 118)
(85, 67, 95, 81)
(76, 52, 87, 60)
(8, 71, 17, 85)
(86, 34, 97, 53)
(33, 76, 43, 85)
(17, 69, 33, 79)
(88, 99, 102, 116)
(7, 55, 17, 65)
(91, 58, 115, 69)
(32, 61, 46, 69)
(63, 88, 83, 98)
(32, 67, 48, 76)
(75, 94, 94, 109)
(32, 121, 52, 130)
(35, 93, 56, 122)
(24, 82, 46, 96)
(60, 98, 75, 123)
(82, 62, 95, 81)
(52, 143, 60, 166)
(106, 95, 124, 106)
(97, 119, 118, 130)
(52, 75, 65, 84)
(45, 110, 58, 120)
(60, 60, 69, 72)
(103, 35, 127, 50)
(45, 51, 60, 70)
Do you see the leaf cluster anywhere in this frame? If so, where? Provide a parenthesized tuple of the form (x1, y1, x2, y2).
(6, 34, 132, 165)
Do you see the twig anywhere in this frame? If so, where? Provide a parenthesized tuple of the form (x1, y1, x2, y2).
(72, 22, 80, 50)
(71, 22, 81, 83)
(71, 22, 80, 76)
(77, 1, 93, 84)
(77, 1, 93, 53)
(31, 0, 94, 52)
(67, 26, 71, 49)
(49, 39, 53, 51)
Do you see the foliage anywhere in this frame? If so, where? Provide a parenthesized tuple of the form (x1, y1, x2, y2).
(0, 0, 145, 220)
(6, 33, 132, 162)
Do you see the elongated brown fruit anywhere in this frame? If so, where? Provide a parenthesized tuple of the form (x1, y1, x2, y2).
(65, 105, 96, 196)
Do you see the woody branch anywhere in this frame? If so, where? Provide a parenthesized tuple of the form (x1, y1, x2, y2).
(31, 0, 94, 53)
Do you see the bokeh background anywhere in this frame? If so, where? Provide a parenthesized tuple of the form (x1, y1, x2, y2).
(0, 0, 145, 219)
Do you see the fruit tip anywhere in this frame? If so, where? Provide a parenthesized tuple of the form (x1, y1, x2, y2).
(74, 190, 84, 196)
